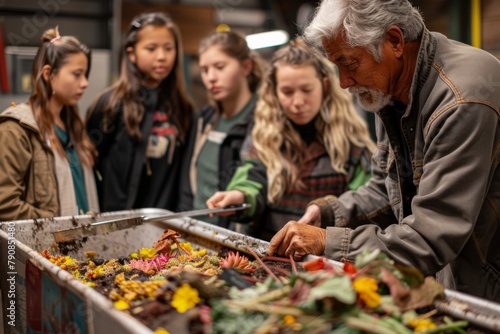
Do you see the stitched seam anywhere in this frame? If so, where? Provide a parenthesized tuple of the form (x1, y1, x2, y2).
(424, 102, 458, 135)
(433, 62, 463, 100)
(461, 98, 500, 117)
(342, 229, 350, 260)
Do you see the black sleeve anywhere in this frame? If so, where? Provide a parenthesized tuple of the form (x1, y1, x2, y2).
(177, 114, 200, 212)
(86, 92, 120, 160)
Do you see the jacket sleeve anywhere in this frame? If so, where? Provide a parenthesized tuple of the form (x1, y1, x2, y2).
(226, 158, 267, 223)
(177, 114, 200, 212)
(0, 122, 56, 220)
(310, 120, 396, 228)
(324, 103, 499, 275)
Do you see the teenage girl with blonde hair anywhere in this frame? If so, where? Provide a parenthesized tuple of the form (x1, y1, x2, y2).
(207, 38, 375, 240)
(0, 26, 98, 220)
(87, 12, 194, 211)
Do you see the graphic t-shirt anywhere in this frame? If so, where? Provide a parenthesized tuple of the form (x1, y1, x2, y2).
(134, 89, 180, 208)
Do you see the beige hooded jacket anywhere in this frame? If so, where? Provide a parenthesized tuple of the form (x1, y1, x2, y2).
(0, 103, 98, 221)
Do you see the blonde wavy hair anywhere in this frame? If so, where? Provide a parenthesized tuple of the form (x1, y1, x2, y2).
(252, 38, 376, 203)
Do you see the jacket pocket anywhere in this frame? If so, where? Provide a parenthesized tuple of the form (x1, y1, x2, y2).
(373, 145, 395, 173)
(32, 156, 53, 203)
(373, 145, 401, 212)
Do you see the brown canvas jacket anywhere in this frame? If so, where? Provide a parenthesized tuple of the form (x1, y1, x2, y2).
(0, 103, 59, 220)
(312, 30, 500, 301)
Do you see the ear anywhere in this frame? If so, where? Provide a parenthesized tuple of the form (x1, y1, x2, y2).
(322, 76, 330, 98)
(385, 25, 405, 59)
(41, 65, 51, 82)
(126, 46, 136, 64)
(242, 58, 253, 76)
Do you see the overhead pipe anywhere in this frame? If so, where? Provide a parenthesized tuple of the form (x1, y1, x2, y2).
(471, 0, 481, 48)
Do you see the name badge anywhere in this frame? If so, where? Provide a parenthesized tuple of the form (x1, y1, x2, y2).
(207, 130, 227, 144)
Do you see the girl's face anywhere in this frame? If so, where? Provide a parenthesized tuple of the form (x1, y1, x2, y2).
(199, 45, 251, 103)
(128, 25, 176, 87)
(275, 64, 327, 125)
(49, 52, 89, 107)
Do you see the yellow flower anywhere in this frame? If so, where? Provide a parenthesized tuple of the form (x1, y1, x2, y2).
(408, 318, 436, 332)
(139, 247, 157, 259)
(154, 328, 170, 334)
(113, 300, 130, 310)
(353, 277, 381, 308)
(192, 248, 207, 258)
(283, 315, 296, 325)
(171, 284, 200, 313)
(130, 252, 139, 259)
(179, 242, 193, 252)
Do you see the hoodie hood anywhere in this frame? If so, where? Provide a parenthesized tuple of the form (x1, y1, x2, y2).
(0, 103, 41, 133)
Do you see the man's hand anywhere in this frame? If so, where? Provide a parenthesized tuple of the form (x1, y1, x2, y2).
(267, 221, 327, 260)
(296, 204, 321, 227)
(206, 190, 245, 217)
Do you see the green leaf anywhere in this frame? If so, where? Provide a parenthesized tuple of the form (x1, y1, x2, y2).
(355, 249, 393, 268)
(307, 275, 356, 305)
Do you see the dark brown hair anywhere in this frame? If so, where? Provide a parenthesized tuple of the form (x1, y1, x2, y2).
(198, 30, 264, 107)
(30, 26, 96, 166)
(89, 12, 193, 140)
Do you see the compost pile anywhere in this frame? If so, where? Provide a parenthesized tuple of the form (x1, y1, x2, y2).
(41, 228, 469, 334)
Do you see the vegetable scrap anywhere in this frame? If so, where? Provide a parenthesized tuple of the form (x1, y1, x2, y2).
(41, 229, 469, 333)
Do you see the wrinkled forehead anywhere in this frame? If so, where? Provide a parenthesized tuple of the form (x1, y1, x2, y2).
(321, 34, 359, 62)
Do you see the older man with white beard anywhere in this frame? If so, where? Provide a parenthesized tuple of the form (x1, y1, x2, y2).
(268, 0, 500, 301)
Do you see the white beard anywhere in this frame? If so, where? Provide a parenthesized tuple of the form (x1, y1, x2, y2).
(349, 86, 392, 112)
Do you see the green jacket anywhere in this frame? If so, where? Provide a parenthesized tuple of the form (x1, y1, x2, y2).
(227, 139, 372, 241)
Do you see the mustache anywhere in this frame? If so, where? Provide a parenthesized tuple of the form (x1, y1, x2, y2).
(349, 86, 378, 95)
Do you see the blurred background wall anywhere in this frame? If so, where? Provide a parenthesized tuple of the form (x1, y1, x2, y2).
(0, 0, 499, 122)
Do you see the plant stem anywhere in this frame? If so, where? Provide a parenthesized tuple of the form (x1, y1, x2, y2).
(246, 243, 282, 284)
(225, 300, 302, 316)
(289, 254, 298, 274)
(260, 256, 292, 263)
(423, 321, 469, 334)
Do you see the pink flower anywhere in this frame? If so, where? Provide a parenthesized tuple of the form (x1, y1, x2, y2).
(129, 254, 172, 274)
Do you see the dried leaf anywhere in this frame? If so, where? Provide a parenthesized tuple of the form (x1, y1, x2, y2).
(381, 268, 444, 311)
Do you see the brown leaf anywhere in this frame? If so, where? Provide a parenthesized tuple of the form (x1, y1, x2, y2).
(154, 229, 181, 255)
(380, 268, 444, 311)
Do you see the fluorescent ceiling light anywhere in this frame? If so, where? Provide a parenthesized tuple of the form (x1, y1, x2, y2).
(246, 30, 290, 50)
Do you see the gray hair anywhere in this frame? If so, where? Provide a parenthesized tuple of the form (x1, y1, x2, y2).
(304, 0, 424, 61)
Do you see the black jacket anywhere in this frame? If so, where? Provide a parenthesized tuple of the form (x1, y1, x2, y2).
(178, 99, 256, 227)
(86, 89, 185, 211)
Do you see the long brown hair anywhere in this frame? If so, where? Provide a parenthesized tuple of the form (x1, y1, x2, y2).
(89, 12, 193, 141)
(30, 26, 96, 166)
(253, 38, 376, 202)
(198, 30, 264, 111)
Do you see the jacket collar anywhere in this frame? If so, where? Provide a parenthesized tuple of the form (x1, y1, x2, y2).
(0, 103, 41, 133)
(375, 28, 437, 119)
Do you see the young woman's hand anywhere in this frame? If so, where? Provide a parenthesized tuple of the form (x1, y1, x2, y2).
(297, 204, 321, 226)
(206, 190, 245, 217)
(267, 222, 326, 260)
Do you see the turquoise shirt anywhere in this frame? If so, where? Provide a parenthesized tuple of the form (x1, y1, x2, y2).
(55, 126, 89, 214)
